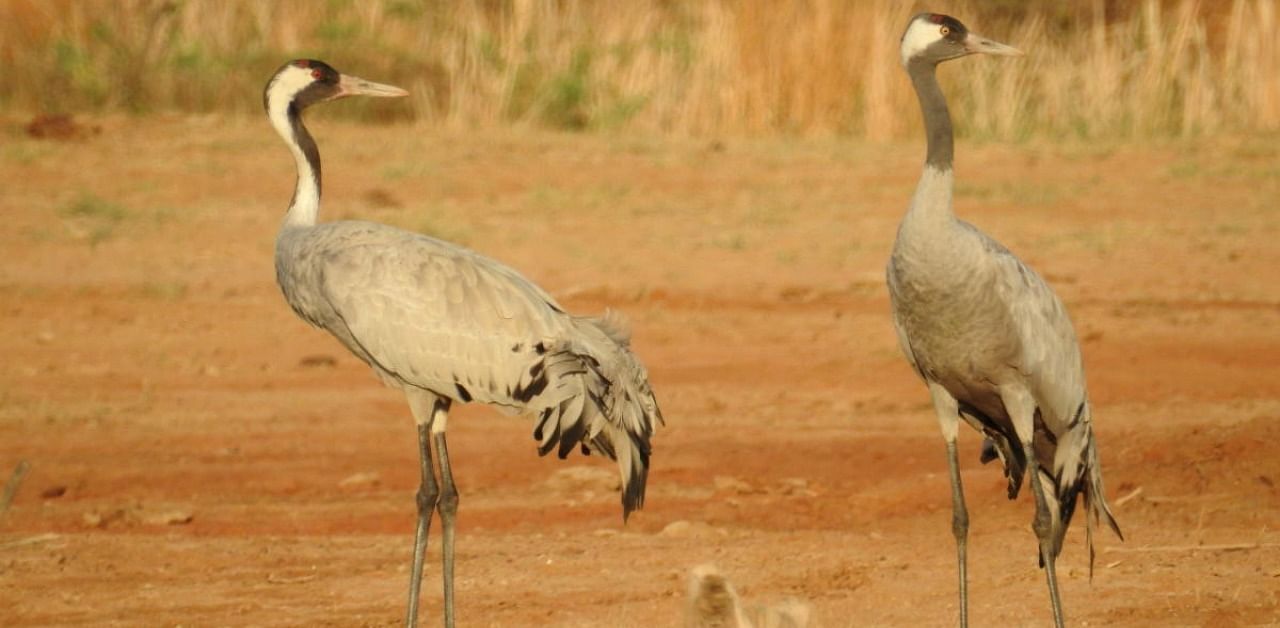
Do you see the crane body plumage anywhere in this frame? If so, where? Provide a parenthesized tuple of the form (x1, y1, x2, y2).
(263, 59, 660, 628)
(889, 168, 1114, 553)
(886, 14, 1121, 628)
(275, 221, 657, 494)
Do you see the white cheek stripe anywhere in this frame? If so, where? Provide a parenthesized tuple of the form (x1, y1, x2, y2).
(901, 20, 943, 65)
(272, 65, 314, 97)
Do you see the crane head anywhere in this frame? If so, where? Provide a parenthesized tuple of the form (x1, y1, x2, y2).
(263, 59, 408, 114)
(900, 13, 1022, 68)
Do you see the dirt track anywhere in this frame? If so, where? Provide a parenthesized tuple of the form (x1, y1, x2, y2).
(2, 117, 1278, 626)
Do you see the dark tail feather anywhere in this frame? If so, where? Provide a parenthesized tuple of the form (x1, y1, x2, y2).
(1039, 434, 1123, 575)
(979, 438, 999, 463)
(621, 430, 651, 519)
(1084, 437, 1123, 580)
(961, 404, 1026, 499)
(977, 434, 1026, 499)
(528, 320, 661, 522)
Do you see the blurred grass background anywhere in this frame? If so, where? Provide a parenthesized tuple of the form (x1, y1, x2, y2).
(1, 0, 1277, 140)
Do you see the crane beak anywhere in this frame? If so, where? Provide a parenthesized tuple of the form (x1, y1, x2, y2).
(963, 33, 1023, 57)
(336, 73, 409, 99)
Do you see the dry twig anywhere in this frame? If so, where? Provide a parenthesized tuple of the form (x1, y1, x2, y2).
(1104, 542, 1278, 554)
(0, 533, 62, 549)
(1112, 486, 1144, 508)
(0, 460, 31, 517)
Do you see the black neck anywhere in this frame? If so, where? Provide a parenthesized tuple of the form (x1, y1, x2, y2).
(288, 102, 322, 196)
(908, 60, 953, 171)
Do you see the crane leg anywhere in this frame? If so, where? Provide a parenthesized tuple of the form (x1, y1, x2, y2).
(944, 438, 970, 628)
(927, 383, 969, 628)
(1004, 389, 1066, 628)
(404, 392, 447, 628)
(434, 428, 460, 628)
(1023, 444, 1065, 628)
(405, 420, 439, 627)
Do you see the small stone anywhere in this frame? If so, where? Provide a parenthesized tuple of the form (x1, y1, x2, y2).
(82, 509, 125, 528)
(299, 354, 337, 368)
(141, 509, 194, 526)
(659, 520, 725, 539)
(544, 466, 618, 493)
(778, 477, 817, 497)
(713, 476, 755, 495)
(41, 485, 68, 499)
(338, 471, 380, 487)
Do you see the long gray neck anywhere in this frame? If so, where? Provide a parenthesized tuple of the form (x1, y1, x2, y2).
(908, 60, 953, 171)
(900, 58, 955, 230)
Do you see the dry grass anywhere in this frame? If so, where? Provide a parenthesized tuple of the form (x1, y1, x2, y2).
(1, 0, 1277, 138)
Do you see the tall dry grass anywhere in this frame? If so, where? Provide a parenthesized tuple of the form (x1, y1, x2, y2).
(1, 0, 1277, 139)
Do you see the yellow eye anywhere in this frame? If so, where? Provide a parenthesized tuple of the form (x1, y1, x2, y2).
(940, 26, 951, 36)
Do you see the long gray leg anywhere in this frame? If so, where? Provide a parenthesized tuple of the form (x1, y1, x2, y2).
(944, 438, 969, 627)
(1004, 388, 1066, 628)
(405, 392, 446, 628)
(1024, 444, 1065, 628)
(927, 383, 969, 628)
(433, 428, 460, 628)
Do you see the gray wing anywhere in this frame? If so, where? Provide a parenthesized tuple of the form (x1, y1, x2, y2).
(885, 257, 926, 380)
(983, 230, 1124, 552)
(283, 222, 661, 516)
(310, 223, 574, 410)
(981, 231, 1087, 431)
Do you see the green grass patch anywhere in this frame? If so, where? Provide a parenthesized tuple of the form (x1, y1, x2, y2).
(58, 193, 130, 245)
(137, 281, 189, 301)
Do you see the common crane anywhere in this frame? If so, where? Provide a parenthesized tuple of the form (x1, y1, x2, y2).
(885, 15, 1123, 628)
(263, 59, 662, 628)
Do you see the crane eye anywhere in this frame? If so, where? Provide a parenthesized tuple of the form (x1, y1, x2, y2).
(940, 26, 950, 36)
(311, 69, 323, 80)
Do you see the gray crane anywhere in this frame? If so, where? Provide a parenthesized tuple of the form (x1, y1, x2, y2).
(885, 15, 1123, 628)
(263, 59, 662, 628)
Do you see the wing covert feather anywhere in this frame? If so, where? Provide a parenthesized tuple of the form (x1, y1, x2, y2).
(988, 246, 1086, 426)
(315, 228, 568, 406)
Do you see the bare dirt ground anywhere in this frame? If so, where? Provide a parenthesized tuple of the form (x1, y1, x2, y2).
(2, 115, 1278, 627)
